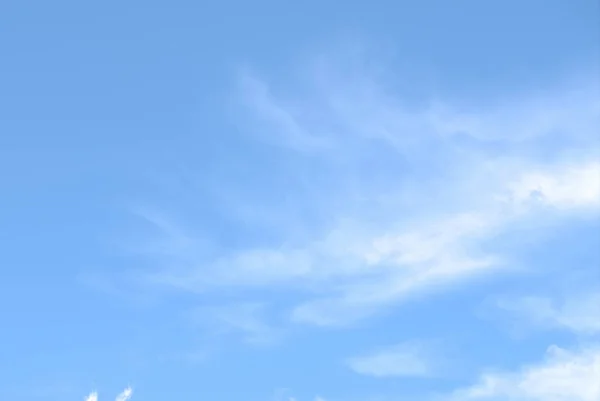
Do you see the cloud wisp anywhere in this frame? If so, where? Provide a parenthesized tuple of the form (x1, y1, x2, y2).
(188, 302, 283, 345)
(124, 50, 599, 332)
(347, 341, 441, 378)
(496, 290, 600, 335)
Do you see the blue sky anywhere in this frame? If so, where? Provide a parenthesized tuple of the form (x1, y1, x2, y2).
(1, 1, 599, 400)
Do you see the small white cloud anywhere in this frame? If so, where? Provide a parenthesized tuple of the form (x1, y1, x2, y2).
(347, 341, 438, 378)
(450, 345, 600, 401)
(85, 392, 98, 401)
(115, 387, 133, 401)
(83, 387, 132, 401)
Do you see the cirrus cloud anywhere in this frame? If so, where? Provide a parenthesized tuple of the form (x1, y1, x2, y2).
(127, 50, 599, 333)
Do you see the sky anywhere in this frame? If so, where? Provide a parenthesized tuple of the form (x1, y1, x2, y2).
(1, 1, 599, 400)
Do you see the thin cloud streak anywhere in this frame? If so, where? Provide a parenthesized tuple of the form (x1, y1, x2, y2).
(497, 291, 600, 335)
(347, 341, 439, 378)
(126, 50, 600, 328)
(189, 302, 282, 345)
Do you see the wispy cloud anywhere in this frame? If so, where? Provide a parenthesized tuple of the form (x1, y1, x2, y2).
(506, 161, 600, 211)
(125, 48, 599, 330)
(496, 290, 600, 335)
(347, 341, 440, 378)
(236, 70, 334, 152)
(448, 345, 600, 401)
(189, 302, 282, 345)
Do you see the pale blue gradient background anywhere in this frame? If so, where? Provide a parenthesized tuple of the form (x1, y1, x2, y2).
(1, 1, 599, 400)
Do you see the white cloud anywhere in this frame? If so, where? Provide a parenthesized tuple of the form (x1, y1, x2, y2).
(347, 342, 439, 378)
(85, 392, 98, 401)
(83, 388, 132, 401)
(125, 48, 600, 329)
(115, 387, 133, 401)
(450, 345, 600, 401)
(507, 162, 600, 211)
(497, 291, 600, 335)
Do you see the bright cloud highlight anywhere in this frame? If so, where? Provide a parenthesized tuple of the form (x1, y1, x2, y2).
(450, 345, 600, 401)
